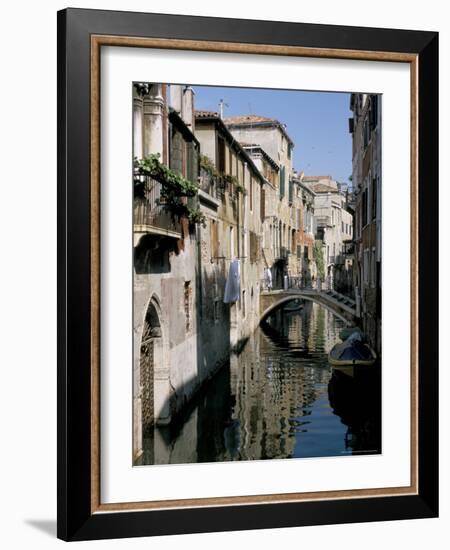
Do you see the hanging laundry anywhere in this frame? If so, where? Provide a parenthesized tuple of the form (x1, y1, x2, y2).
(223, 260, 240, 304)
(264, 267, 272, 290)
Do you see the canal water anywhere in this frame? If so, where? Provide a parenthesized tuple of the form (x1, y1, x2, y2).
(138, 301, 381, 466)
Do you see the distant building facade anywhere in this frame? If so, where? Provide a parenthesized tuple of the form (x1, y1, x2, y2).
(301, 175, 353, 293)
(224, 115, 316, 289)
(293, 173, 317, 287)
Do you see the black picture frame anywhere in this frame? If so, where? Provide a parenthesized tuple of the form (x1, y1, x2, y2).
(57, 7, 438, 541)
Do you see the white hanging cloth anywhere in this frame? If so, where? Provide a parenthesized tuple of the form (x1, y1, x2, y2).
(223, 260, 240, 304)
(264, 267, 272, 289)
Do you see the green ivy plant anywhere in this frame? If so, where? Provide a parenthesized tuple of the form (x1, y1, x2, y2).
(234, 181, 247, 195)
(199, 155, 220, 178)
(199, 157, 247, 196)
(134, 154, 206, 227)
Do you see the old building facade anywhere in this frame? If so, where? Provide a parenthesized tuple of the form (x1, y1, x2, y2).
(133, 83, 201, 460)
(195, 111, 266, 350)
(349, 93, 381, 353)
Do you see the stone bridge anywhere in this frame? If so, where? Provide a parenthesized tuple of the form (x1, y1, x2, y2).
(260, 288, 357, 325)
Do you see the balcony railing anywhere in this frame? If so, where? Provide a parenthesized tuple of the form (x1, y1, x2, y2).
(198, 168, 226, 200)
(134, 175, 181, 236)
(342, 243, 355, 256)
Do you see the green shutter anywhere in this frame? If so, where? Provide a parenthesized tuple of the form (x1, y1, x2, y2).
(280, 166, 285, 197)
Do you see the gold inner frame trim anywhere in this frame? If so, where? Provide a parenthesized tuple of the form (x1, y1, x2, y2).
(90, 34, 419, 514)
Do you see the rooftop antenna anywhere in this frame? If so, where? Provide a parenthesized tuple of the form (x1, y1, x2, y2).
(219, 98, 229, 119)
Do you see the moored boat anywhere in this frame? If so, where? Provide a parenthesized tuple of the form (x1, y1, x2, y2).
(328, 332, 376, 367)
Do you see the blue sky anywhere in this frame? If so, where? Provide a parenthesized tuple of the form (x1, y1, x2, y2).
(193, 85, 352, 185)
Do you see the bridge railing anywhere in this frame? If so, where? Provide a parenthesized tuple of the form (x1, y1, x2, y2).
(261, 275, 332, 292)
(260, 275, 328, 292)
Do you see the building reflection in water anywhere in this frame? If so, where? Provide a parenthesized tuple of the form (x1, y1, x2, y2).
(138, 301, 381, 465)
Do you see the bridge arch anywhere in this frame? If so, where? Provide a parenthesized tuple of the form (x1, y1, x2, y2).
(259, 292, 355, 325)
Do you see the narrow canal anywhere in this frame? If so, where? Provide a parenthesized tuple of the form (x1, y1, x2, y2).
(138, 301, 381, 466)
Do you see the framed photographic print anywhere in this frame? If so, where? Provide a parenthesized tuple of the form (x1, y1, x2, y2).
(57, 8, 439, 541)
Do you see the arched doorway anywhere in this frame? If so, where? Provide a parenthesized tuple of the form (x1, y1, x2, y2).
(140, 300, 162, 432)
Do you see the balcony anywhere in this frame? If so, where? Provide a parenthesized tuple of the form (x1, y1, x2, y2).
(315, 215, 333, 228)
(199, 168, 222, 200)
(134, 175, 181, 240)
(275, 246, 290, 261)
(342, 242, 355, 257)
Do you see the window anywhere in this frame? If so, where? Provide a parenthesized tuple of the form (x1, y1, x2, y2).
(371, 248, 377, 288)
(363, 117, 370, 149)
(229, 226, 235, 259)
(184, 281, 192, 332)
(260, 188, 265, 222)
(213, 300, 220, 323)
(187, 141, 199, 184)
(217, 136, 226, 174)
(250, 231, 259, 263)
(363, 250, 370, 285)
(370, 95, 378, 130)
(372, 177, 377, 220)
(210, 219, 219, 259)
(348, 117, 354, 134)
(280, 165, 285, 197)
(362, 189, 368, 227)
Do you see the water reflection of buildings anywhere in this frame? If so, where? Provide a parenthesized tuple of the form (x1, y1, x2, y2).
(228, 302, 343, 461)
(137, 303, 382, 465)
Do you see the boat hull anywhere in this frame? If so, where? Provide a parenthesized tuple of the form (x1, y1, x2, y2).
(328, 342, 377, 367)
